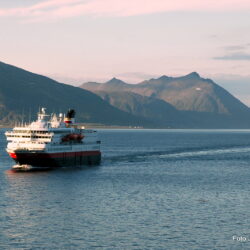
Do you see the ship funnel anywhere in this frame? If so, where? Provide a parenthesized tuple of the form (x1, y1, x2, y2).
(64, 109, 75, 124)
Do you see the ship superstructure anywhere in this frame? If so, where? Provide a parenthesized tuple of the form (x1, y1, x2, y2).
(5, 108, 101, 169)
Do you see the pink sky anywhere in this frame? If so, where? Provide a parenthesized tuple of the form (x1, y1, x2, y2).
(0, 0, 250, 21)
(0, 0, 250, 105)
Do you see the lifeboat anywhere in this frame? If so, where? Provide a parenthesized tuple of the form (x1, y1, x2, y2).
(61, 134, 84, 142)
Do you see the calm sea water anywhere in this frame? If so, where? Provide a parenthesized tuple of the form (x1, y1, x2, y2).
(1, 129, 250, 249)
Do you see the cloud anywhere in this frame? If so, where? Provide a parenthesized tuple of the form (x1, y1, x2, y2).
(224, 45, 247, 51)
(222, 43, 250, 51)
(214, 52, 250, 61)
(0, 0, 250, 22)
(215, 44, 250, 61)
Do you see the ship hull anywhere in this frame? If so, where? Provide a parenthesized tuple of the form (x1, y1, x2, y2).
(8, 151, 101, 168)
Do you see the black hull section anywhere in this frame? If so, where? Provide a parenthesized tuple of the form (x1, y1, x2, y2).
(9, 151, 101, 168)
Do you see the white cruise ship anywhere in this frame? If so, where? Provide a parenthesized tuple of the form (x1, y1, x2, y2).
(5, 108, 101, 170)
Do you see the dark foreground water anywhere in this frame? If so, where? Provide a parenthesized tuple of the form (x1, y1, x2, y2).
(1, 129, 250, 249)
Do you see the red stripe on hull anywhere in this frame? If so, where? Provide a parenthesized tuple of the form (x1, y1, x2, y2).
(9, 152, 17, 159)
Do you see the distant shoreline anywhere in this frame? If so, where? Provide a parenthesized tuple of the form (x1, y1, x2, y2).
(0, 124, 143, 129)
(1, 124, 250, 130)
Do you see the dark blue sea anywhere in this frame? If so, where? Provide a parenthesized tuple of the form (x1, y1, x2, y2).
(1, 129, 250, 249)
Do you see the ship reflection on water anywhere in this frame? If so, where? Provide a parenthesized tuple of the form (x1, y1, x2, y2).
(10, 164, 52, 172)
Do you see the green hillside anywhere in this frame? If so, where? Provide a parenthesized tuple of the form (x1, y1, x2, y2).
(0, 61, 152, 127)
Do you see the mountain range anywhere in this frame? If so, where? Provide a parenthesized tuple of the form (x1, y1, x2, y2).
(80, 73, 250, 128)
(0, 61, 151, 126)
(0, 60, 250, 128)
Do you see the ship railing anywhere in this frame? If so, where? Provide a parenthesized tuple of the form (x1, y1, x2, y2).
(6, 131, 52, 135)
(9, 146, 45, 151)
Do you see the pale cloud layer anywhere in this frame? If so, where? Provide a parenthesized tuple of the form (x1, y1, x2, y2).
(0, 0, 250, 21)
(214, 52, 250, 61)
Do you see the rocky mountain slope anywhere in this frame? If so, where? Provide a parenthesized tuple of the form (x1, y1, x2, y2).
(0, 61, 152, 126)
(81, 73, 250, 128)
(1, 60, 249, 128)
